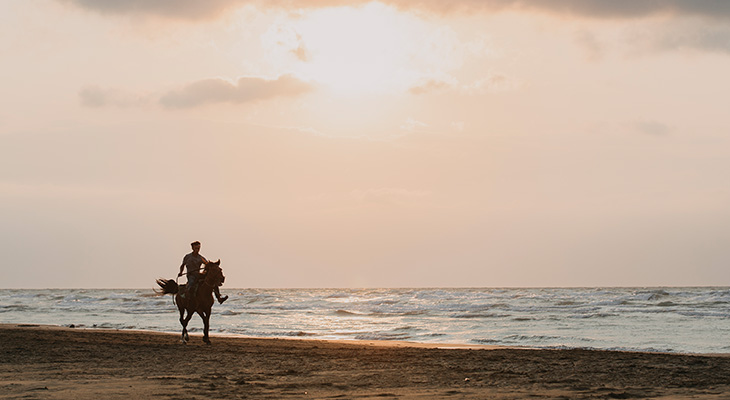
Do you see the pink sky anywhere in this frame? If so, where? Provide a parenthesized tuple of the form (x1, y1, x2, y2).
(1, 1, 729, 288)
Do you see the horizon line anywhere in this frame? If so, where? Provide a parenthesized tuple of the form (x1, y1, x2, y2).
(2, 285, 728, 290)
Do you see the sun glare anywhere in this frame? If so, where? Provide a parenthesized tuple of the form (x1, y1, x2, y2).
(292, 4, 420, 94)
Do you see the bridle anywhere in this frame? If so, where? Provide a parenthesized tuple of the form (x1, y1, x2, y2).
(202, 267, 223, 288)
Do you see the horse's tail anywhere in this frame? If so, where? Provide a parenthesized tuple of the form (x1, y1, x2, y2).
(155, 278, 179, 295)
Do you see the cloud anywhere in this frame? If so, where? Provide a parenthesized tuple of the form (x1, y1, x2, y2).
(408, 74, 518, 96)
(630, 22, 730, 54)
(408, 79, 452, 95)
(632, 120, 672, 137)
(385, 1, 730, 20)
(159, 74, 313, 108)
(400, 118, 429, 133)
(60, 0, 730, 21)
(59, 0, 247, 20)
(78, 86, 148, 108)
(465, 74, 518, 93)
(59, 1, 730, 56)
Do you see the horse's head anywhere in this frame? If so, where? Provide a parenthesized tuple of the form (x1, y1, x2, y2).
(203, 259, 225, 286)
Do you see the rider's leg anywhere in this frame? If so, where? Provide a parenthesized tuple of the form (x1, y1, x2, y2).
(188, 274, 198, 298)
(214, 286, 228, 304)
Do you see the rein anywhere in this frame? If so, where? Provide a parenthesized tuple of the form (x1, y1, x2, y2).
(178, 268, 204, 284)
(176, 266, 221, 289)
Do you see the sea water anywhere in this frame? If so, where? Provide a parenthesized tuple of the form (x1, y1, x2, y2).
(1, 287, 728, 354)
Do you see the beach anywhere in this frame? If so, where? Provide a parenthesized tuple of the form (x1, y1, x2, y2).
(2, 324, 729, 399)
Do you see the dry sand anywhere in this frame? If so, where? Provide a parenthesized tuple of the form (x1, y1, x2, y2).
(1, 324, 729, 399)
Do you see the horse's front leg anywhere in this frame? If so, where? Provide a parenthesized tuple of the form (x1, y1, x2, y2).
(198, 310, 211, 345)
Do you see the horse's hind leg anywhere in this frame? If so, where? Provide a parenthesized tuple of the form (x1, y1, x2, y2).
(180, 307, 193, 343)
(179, 308, 186, 343)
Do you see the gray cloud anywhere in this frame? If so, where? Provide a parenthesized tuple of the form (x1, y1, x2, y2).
(59, 0, 246, 20)
(60, 1, 730, 55)
(641, 24, 730, 53)
(79, 86, 147, 108)
(159, 75, 313, 108)
(632, 120, 672, 137)
(455, 0, 730, 20)
(390, 1, 730, 20)
(60, 0, 730, 20)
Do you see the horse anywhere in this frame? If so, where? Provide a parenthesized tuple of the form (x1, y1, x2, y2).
(156, 260, 225, 344)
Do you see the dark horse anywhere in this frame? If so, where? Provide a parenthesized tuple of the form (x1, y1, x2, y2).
(156, 260, 225, 344)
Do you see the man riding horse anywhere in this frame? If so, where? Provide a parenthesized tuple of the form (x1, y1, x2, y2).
(178, 241, 227, 304)
(157, 256, 227, 344)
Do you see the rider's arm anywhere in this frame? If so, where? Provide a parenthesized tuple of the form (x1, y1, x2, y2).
(178, 259, 185, 277)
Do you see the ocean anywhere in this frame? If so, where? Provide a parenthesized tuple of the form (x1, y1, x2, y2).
(1, 287, 728, 354)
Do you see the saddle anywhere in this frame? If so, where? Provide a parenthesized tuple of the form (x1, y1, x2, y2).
(180, 273, 201, 298)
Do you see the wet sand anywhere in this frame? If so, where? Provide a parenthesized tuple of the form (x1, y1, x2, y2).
(1, 324, 729, 399)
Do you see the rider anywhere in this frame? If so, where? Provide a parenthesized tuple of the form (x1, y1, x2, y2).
(178, 241, 228, 304)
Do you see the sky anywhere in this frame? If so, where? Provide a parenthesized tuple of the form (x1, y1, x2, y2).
(2, 0, 730, 288)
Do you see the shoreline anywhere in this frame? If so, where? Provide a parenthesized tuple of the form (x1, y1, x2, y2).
(3, 323, 727, 357)
(3, 324, 730, 399)
(1, 323, 510, 351)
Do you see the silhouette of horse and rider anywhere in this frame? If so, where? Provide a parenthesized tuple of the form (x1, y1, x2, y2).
(156, 241, 228, 344)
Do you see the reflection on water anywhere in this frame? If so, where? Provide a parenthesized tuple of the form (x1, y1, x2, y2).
(1, 287, 729, 354)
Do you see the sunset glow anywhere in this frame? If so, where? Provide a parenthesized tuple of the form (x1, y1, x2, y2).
(2, 1, 730, 288)
(294, 4, 417, 93)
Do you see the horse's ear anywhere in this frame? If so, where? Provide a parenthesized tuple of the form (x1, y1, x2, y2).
(215, 259, 221, 265)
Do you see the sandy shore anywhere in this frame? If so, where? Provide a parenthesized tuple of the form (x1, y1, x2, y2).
(1, 324, 729, 399)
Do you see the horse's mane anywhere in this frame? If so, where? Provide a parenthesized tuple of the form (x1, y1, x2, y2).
(202, 260, 225, 286)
